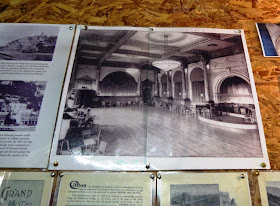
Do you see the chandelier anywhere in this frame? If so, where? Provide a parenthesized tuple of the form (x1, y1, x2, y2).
(152, 34, 181, 71)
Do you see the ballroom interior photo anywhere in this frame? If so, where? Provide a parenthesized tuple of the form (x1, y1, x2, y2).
(57, 28, 262, 158)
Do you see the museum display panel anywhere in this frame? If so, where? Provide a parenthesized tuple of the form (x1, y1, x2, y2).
(0, 172, 54, 206)
(55, 172, 156, 206)
(0, 23, 75, 168)
(257, 171, 280, 206)
(49, 25, 269, 170)
(157, 172, 252, 206)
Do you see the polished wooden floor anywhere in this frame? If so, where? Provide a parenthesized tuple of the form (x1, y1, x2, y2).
(91, 107, 262, 157)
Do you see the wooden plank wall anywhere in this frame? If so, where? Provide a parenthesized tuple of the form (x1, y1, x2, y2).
(0, 0, 279, 204)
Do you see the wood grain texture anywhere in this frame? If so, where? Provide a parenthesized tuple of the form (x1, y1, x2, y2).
(0, 0, 279, 204)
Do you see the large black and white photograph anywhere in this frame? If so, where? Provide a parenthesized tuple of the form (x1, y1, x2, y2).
(0, 24, 59, 61)
(0, 80, 46, 131)
(56, 27, 264, 160)
(170, 184, 237, 206)
(266, 181, 280, 206)
(256, 23, 280, 57)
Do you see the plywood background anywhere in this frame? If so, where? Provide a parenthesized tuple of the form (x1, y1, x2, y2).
(0, 0, 279, 204)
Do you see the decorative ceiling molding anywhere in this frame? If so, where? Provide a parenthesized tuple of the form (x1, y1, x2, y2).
(97, 31, 137, 66)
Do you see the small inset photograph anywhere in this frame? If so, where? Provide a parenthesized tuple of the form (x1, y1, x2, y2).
(170, 184, 237, 206)
(256, 23, 280, 57)
(0, 24, 59, 61)
(266, 181, 280, 205)
(0, 80, 46, 131)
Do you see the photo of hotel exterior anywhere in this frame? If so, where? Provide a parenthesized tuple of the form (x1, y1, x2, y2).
(57, 28, 262, 158)
(0, 80, 46, 131)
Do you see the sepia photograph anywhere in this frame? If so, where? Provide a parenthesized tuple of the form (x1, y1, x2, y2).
(56, 27, 263, 160)
(158, 172, 251, 206)
(0, 80, 46, 131)
(170, 184, 237, 206)
(266, 181, 280, 206)
(256, 23, 280, 57)
(0, 24, 59, 61)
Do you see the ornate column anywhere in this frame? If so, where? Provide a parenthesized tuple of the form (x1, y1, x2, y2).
(171, 71, 175, 99)
(166, 72, 170, 97)
(96, 67, 100, 96)
(187, 67, 192, 101)
(201, 56, 210, 102)
(154, 70, 158, 96)
(181, 66, 187, 99)
(159, 75, 162, 97)
(137, 69, 141, 97)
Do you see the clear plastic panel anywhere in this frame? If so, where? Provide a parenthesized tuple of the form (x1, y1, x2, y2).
(145, 26, 269, 170)
(253, 170, 280, 206)
(157, 171, 252, 206)
(0, 171, 54, 206)
(48, 25, 270, 170)
(54, 171, 156, 206)
(0, 23, 75, 168)
(49, 25, 151, 170)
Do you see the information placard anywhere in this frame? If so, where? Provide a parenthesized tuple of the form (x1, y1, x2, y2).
(0, 172, 54, 206)
(0, 23, 75, 168)
(258, 171, 280, 206)
(55, 172, 156, 206)
(157, 172, 252, 206)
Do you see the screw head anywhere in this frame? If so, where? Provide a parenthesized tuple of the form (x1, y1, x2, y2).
(150, 174, 155, 179)
(69, 26, 73, 30)
(150, 28, 153, 31)
(59, 172, 64, 177)
(84, 25, 88, 30)
(146, 163, 150, 169)
(157, 174, 161, 179)
(255, 171, 260, 176)
(261, 162, 266, 168)
(238, 30, 241, 33)
(240, 174, 245, 179)
(53, 161, 59, 167)
(50, 172, 55, 177)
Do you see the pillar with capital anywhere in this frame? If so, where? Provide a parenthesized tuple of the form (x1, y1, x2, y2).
(187, 68, 192, 101)
(96, 67, 100, 96)
(200, 55, 210, 102)
(181, 66, 187, 100)
(137, 69, 141, 97)
(171, 71, 175, 99)
(159, 75, 162, 97)
(154, 70, 159, 97)
(166, 71, 170, 97)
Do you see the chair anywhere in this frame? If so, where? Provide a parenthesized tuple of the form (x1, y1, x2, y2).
(101, 101, 106, 107)
(94, 141, 107, 155)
